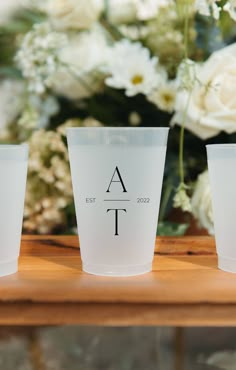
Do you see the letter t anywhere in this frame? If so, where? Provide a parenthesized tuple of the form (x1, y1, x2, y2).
(107, 208, 127, 236)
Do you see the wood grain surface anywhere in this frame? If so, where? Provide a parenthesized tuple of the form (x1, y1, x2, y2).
(1, 235, 235, 326)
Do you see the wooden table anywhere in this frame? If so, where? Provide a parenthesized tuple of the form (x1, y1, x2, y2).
(1, 235, 236, 327)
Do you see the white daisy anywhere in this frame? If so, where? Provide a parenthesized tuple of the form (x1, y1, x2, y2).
(105, 39, 159, 97)
(148, 70, 177, 113)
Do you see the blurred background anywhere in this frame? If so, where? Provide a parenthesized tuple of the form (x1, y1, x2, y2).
(1, 326, 236, 370)
(1, 0, 236, 237)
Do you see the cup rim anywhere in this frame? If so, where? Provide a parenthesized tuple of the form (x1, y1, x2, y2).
(0, 144, 28, 160)
(67, 127, 169, 131)
(0, 144, 28, 150)
(206, 144, 236, 149)
(67, 127, 169, 146)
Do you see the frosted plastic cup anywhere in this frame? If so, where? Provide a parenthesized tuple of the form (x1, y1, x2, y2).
(67, 127, 169, 276)
(207, 144, 236, 273)
(0, 145, 28, 277)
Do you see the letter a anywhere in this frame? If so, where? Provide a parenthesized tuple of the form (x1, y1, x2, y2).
(106, 166, 127, 193)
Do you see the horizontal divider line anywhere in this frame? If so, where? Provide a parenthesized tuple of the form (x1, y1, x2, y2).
(103, 200, 131, 201)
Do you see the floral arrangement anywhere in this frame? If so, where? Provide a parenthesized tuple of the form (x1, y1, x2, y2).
(0, 0, 236, 234)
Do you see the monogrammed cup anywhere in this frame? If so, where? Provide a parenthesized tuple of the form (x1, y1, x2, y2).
(67, 127, 169, 276)
(0, 144, 28, 277)
(207, 144, 236, 273)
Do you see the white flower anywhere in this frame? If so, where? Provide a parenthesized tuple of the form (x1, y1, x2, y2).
(24, 128, 73, 234)
(191, 171, 214, 235)
(83, 117, 103, 127)
(107, 0, 174, 23)
(0, 79, 25, 136)
(16, 23, 67, 94)
(173, 183, 192, 213)
(47, 0, 104, 30)
(105, 39, 159, 97)
(195, 0, 221, 19)
(173, 44, 236, 139)
(145, 7, 186, 64)
(26, 0, 50, 12)
(148, 70, 177, 113)
(51, 26, 110, 100)
(19, 95, 59, 131)
(223, 0, 236, 21)
(31, 95, 59, 128)
(0, 0, 21, 25)
(149, 82, 177, 113)
(106, 0, 137, 24)
(119, 24, 149, 40)
(136, 0, 174, 20)
(129, 111, 141, 126)
(172, 91, 220, 140)
(176, 58, 199, 91)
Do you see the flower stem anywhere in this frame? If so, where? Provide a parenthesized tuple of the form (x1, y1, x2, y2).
(183, 2, 189, 59)
(104, 0, 109, 15)
(159, 181, 173, 222)
(178, 1, 190, 184)
(179, 90, 191, 184)
(179, 126, 185, 184)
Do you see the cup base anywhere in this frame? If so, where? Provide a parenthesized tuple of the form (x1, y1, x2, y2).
(0, 259, 18, 277)
(83, 262, 152, 277)
(218, 255, 236, 273)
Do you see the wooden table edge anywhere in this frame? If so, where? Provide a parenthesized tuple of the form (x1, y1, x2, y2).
(0, 235, 222, 326)
(21, 235, 216, 255)
(1, 302, 236, 326)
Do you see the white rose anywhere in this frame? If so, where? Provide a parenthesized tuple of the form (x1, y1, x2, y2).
(47, 0, 104, 30)
(50, 26, 110, 100)
(107, 0, 137, 24)
(191, 170, 214, 235)
(173, 44, 236, 140)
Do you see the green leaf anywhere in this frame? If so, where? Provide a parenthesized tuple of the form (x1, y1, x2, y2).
(157, 221, 189, 236)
